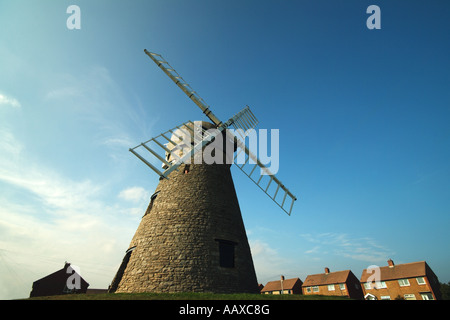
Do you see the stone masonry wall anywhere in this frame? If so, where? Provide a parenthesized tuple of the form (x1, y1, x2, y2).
(113, 161, 259, 294)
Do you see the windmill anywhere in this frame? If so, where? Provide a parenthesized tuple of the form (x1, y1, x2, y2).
(109, 50, 297, 294)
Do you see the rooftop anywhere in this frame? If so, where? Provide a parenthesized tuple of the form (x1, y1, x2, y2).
(360, 260, 429, 282)
(302, 269, 351, 287)
(261, 277, 302, 292)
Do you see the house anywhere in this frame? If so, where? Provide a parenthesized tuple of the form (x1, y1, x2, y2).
(29, 262, 89, 298)
(261, 276, 303, 294)
(360, 259, 441, 300)
(302, 268, 364, 299)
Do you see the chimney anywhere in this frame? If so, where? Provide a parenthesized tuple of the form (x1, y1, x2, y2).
(388, 259, 395, 268)
(325, 267, 330, 274)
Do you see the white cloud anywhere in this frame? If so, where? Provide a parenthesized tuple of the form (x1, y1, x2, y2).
(300, 232, 394, 264)
(0, 128, 23, 157)
(0, 59, 161, 299)
(42, 66, 151, 159)
(304, 245, 321, 254)
(102, 137, 135, 148)
(0, 92, 21, 109)
(45, 86, 82, 100)
(0, 129, 141, 299)
(118, 186, 149, 203)
(249, 239, 294, 284)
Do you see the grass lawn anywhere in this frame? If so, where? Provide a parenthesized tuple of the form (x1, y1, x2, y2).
(26, 292, 351, 300)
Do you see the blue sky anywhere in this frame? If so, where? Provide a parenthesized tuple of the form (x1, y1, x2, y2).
(0, 0, 449, 299)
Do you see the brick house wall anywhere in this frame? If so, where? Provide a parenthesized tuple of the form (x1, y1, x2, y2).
(261, 276, 303, 295)
(302, 269, 363, 299)
(362, 276, 438, 300)
(303, 283, 349, 297)
(303, 281, 363, 299)
(360, 260, 441, 300)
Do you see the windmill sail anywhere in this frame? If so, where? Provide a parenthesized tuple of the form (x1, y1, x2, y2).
(232, 135, 297, 215)
(130, 120, 217, 178)
(144, 50, 222, 127)
(143, 50, 297, 215)
(130, 107, 258, 178)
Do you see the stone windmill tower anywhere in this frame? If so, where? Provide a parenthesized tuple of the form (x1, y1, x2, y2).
(109, 50, 297, 294)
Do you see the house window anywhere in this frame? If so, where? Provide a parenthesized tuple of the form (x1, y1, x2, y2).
(306, 287, 312, 293)
(339, 283, 346, 290)
(404, 294, 416, 300)
(312, 286, 319, 292)
(364, 281, 385, 289)
(398, 279, 410, 287)
(328, 284, 335, 291)
(381, 296, 391, 300)
(416, 277, 426, 285)
(216, 239, 237, 268)
(420, 292, 434, 300)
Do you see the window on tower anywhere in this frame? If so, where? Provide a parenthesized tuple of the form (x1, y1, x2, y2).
(215, 239, 237, 268)
(109, 246, 136, 293)
(144, 191, 160, 217)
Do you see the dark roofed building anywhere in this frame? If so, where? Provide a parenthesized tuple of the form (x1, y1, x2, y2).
(30, 262, 89, 298)
(261, 276, 303, 295)
(302, 268, 363, 300)
(360, 259, 441, 300)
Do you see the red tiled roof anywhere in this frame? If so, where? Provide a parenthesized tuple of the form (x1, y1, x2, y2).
(261, 278, 301, 292)
(360, 261, 427, 282)
(302, 270, 351, 286)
